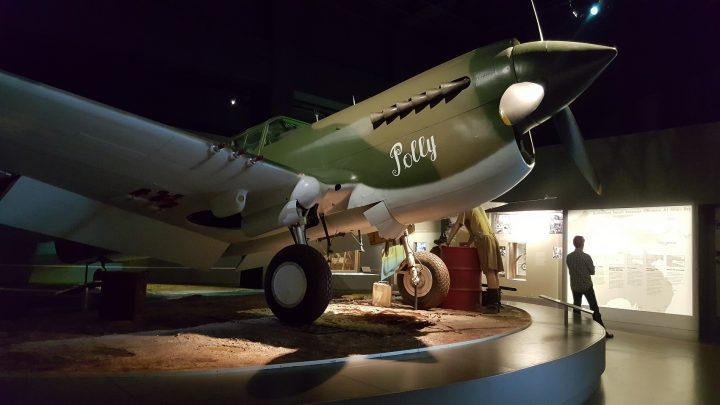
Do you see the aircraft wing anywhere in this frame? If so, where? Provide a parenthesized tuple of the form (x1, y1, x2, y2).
(0, 71, 304, 269)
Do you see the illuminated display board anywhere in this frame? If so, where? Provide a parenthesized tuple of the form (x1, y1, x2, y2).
(567, 206, 693, 316)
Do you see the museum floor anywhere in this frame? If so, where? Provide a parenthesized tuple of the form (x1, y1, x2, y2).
(0, 284, 718, 403)
(585, 329, 720, 404)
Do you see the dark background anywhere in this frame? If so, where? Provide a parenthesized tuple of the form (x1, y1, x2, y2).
(1, 0, 718, 146)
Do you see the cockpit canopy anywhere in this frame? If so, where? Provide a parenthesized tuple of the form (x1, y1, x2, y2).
(231, 116, 308, 155)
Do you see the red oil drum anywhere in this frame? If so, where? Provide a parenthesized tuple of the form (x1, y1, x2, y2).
(439, 246, 481, 311)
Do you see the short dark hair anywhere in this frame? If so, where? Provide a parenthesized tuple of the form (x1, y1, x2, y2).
(572, 235, 585, 248)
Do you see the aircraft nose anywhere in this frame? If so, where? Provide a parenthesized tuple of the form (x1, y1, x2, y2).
(511, 41, 617, 130)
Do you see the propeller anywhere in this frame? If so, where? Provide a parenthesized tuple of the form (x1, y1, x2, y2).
(554, 107, 602, 195)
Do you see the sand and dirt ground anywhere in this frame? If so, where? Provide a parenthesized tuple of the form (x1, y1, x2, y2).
(0, 286, 530, 375)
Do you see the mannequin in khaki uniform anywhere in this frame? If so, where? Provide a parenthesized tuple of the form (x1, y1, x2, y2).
(445, 206, 504, 313)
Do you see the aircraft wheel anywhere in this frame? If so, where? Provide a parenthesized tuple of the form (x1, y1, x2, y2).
(398, 251, 450, 309)
(264, 244, 332, 326)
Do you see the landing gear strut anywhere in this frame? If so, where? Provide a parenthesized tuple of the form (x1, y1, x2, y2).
(265, 216, 332, 326)
(397, 230, 450, 309)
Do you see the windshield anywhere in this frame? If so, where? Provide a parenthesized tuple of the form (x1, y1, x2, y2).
(231, 116, 308, 154)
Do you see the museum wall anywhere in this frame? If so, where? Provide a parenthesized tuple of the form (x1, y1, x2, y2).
(499, 235, 563, 299)
(698, 205, 720, 343)
(490, 212, 564, 300)
(498, 122, 720, 210)
(406, 221, 442, 255)
(495, 122, 720, 339)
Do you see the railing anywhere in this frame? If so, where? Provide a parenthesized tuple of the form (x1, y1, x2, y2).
(482, 283, 517, 291)
(539, 294, 594, 315)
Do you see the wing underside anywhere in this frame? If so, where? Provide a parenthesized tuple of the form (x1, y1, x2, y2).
(0, 71, 305, 267)
(0, 177, 228, 269)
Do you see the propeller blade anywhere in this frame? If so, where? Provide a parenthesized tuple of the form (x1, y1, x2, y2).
(554, 107, 602, 195)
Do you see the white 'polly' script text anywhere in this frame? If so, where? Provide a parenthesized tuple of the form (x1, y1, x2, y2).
(390, 135, 437, 177)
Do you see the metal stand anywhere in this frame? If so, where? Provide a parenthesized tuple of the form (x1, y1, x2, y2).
(414, 284, 418, 310)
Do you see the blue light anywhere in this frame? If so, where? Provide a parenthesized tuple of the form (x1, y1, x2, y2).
(590, 5, 599, 16)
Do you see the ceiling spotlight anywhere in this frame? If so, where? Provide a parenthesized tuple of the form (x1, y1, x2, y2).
(590, 4, 599, 16)
(568, 0, 583, 18)
(230, 98, 237, 106)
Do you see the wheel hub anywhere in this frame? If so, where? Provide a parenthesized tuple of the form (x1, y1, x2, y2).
(403, 265, 432, 297)
(272, 261, 308, 308)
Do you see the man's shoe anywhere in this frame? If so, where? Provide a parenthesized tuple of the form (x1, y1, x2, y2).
(605, 331, 614, 339)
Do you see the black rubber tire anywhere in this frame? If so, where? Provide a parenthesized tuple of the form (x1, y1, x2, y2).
(264, 244, 332, 326)
(397, 251, 450, 309)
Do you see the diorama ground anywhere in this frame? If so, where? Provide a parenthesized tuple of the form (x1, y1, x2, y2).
(0, 284, 531, 375)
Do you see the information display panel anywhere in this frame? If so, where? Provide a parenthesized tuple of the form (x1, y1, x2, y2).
(567, 206, 693, 316)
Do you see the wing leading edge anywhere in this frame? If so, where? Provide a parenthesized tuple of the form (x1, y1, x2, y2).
(0, 71, 312, 267)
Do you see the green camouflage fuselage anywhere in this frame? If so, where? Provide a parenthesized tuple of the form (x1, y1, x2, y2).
(262, 40, 520, 190)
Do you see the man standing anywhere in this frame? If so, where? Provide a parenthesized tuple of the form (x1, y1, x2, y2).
(566, 235, 614, 338)
(445, 206, 504, 313)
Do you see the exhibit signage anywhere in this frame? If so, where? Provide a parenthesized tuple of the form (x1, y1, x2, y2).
(567, 206, 693, 316)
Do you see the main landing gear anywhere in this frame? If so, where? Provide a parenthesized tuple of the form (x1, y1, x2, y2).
(264, 215, 450, 324)
(264, 219, 332, 326)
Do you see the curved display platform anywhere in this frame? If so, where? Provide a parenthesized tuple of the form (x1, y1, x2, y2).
(0, 301, 606, 404)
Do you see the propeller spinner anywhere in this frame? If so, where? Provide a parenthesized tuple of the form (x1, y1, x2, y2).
(502, 40, 616, 195)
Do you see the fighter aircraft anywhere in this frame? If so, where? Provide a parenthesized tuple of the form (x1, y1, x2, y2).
(0, 39, 616, 325)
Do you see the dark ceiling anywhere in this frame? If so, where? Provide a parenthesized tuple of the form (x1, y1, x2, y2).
(1, 0, 719, 146)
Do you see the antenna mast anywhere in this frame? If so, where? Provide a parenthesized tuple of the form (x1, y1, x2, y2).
(530, 0, 544, 41)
